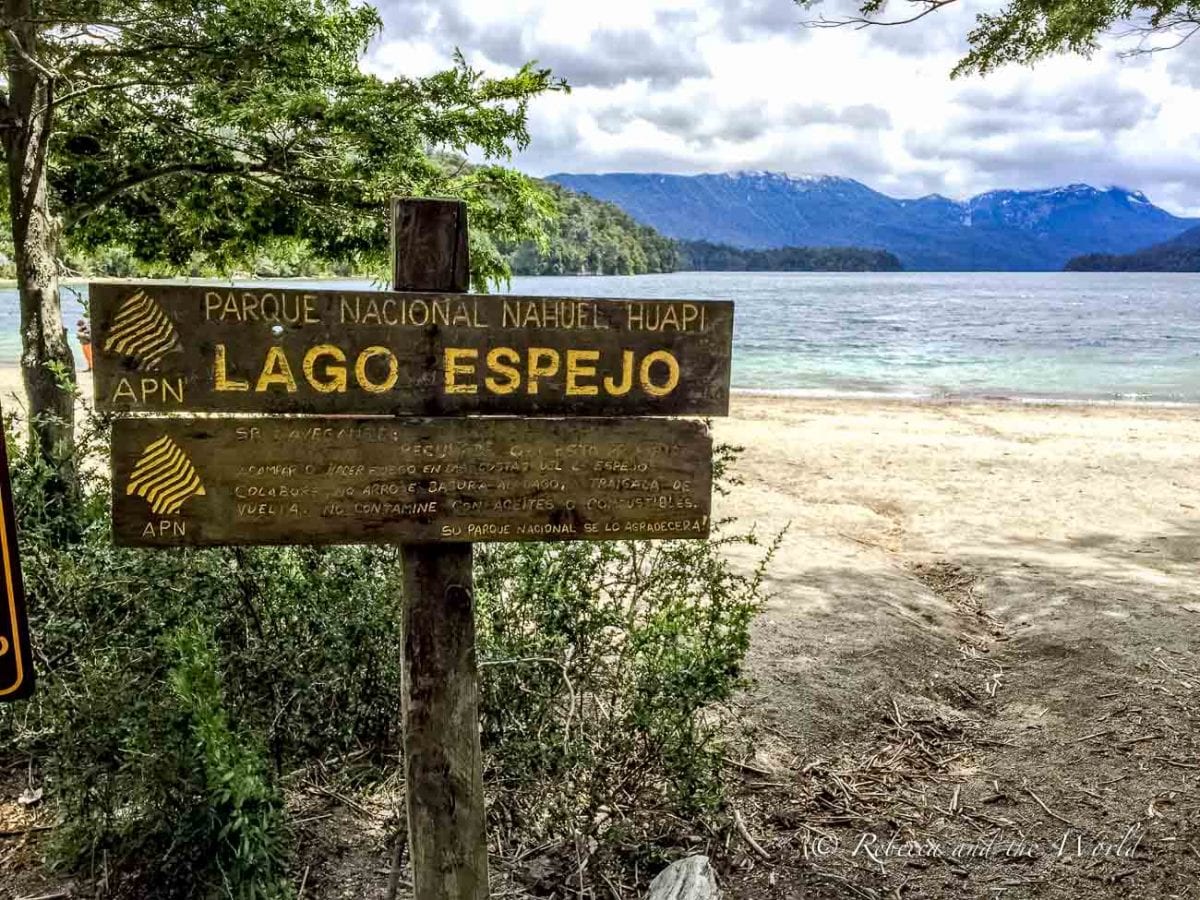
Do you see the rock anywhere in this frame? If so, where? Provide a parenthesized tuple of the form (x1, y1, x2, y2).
(647, 855, 719, 900)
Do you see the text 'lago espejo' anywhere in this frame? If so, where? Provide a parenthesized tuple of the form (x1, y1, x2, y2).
(90, 286, 735, 416)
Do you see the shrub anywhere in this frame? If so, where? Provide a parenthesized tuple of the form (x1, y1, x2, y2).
(476, 525, 777, 882)
(3, 411, 404, 898)
(0, 412, 775, 896)
(474, 443, 776, 882)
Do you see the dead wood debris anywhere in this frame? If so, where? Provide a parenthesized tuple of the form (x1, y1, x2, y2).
(784, 699, 981, 833)
(909, 562, 1004, 638)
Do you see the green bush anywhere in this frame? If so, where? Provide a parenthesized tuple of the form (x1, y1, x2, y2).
(4, 412, 404, 898)
(166, 621, 291, 899)
(0, 413, 775, 896)
(472, 442, 777, 881)
(476, 530, 776, 878)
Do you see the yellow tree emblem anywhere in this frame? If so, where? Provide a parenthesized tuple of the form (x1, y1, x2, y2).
(103, 291, 182, 371)
(126, 436, 206, 515)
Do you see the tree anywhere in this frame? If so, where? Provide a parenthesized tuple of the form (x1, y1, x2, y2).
(1, 0, 561, 491)
(801, 0, 1200, 75)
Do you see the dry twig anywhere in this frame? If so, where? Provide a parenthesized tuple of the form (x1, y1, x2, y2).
(732, 808, 772, 861)
(1023, 785, 1075, 828)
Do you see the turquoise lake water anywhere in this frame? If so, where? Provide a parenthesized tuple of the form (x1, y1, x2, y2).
(5, 271, 1200, 403)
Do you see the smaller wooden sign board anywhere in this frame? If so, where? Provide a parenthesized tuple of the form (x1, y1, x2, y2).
(0, 420, 33, 702)
(112, 416, 712, 546)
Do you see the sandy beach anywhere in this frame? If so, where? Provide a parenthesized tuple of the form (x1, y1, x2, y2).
(3, 366, 1196, 896)
(710, 394, 1199, 898)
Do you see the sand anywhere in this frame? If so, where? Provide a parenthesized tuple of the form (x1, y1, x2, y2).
(3, 366, 1197, 897)
(710, 395, 1199, 898)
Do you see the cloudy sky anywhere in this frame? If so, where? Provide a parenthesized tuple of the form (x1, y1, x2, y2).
(366, 0, 1200, 215)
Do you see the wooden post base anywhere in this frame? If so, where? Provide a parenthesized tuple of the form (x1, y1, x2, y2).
(400, 543, 488, 900)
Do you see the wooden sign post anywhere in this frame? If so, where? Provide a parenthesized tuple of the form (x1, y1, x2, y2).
(90, 197, 734, 899)
(0, 407, 33, 704)
(393, 199, 486, 900)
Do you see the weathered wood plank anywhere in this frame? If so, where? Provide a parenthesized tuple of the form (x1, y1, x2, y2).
(0, 406, 33, 702)
(109, 416, 712, 547)
(392, 198, 470, 293)
(401, 542, 486, 900)
(88, 282, 733, 417)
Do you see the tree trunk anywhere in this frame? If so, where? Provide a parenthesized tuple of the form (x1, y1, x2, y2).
(2, 4, 76, 491)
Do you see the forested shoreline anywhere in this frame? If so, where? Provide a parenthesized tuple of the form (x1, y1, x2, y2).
(2, 180, 904, 281)
(502, 184, 904, 275)
(1065, 224, 1200, 272)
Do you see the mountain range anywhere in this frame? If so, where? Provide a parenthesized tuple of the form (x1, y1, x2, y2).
(547, 171, 1199, 272)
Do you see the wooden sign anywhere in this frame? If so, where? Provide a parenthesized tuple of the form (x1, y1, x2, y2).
(111, 416, 712, 546)
(89, 283, 733, 417)
(0, 419, 32, 702)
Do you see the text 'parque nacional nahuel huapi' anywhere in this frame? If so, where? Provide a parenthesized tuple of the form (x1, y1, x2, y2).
(90, 283, 734, 416)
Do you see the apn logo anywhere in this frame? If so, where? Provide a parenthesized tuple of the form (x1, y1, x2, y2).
(126, 436, 206, 515)
(103, 291, 182, 371)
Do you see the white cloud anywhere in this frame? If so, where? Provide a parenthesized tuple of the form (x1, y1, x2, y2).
(365, 0, 1200, 215)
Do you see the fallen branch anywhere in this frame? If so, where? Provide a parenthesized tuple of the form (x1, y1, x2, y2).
(305, 783, 373, 819)
(1069, 729, 1114, 744)
(1152, 756, 1200, 771)
(1118, 733, 1161, 747)
(732, 808, 772, 861)
(724, 755, 781, 777)
(1023, 785, 1075, 828)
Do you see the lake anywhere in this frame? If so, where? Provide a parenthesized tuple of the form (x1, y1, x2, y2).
(5, 271, 1200, 403)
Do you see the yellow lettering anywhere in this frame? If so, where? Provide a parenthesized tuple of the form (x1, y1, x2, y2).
(639, 350, 680, 397)
(485, 347, 521, 394)
(356, 346, 399, 394)
(255, 346, 298, 393)
(527, 347, 559, 395)
(565, 349, 599, 396)
(304, 344, 347, 393)
(444, 348, 478, 394)
(214, 344, 249, 392)
(603, 350, 635, 396)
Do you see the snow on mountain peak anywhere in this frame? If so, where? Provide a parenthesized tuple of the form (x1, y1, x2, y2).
(543, 171, 1194, 270)
(726, 170, 836, 185)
